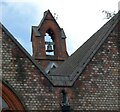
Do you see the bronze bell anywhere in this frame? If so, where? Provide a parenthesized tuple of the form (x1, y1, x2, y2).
(46, 43, 54, 52)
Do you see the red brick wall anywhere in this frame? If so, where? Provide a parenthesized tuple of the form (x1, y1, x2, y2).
(2, 29, 60, 110)
(1, 22, 120, 111)
(72, 24, 120, 110)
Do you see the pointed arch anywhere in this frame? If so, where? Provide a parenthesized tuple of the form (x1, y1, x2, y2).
(0, 81, 25, 111)
(44, 28, 55, 56)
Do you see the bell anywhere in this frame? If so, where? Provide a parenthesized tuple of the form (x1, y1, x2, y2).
(46, 43, 54, 52)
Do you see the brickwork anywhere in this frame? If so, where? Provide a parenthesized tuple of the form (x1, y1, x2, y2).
(73, 27, 120, 110)
(1, 30, 61, 110)
(0, 26, 2, 97)
(1, 13, 120, 111)
(31, 10, 68, 69)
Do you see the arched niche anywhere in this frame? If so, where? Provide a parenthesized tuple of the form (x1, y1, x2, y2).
(0, 82, 25, 111)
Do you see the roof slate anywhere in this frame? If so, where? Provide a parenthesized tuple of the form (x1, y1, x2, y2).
(1, 10, 120, 87)
(48, 11, 120, 86)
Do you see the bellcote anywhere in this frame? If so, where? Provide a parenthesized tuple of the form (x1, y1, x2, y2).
(31, 10, 68, 69)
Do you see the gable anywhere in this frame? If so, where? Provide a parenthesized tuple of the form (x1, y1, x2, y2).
(31, 10, 66, 41)
(38, 10, 61, 31)
(1, 10, 120, 111)
(1, 23, 47, 75)
(1, 23, 61, 110)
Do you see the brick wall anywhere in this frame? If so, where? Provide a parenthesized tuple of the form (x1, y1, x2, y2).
(73, 26, 120, 110)
(2, 30, 60, 110)
(1, 22, 120, 111)
(0, 27, 2, 82)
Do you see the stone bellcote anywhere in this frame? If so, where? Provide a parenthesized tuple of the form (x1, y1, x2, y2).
(31, 10, 68, 71)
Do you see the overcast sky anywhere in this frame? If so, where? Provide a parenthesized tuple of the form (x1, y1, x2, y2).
(1, 0, 119, 55)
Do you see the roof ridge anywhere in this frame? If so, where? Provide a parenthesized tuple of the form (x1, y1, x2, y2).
(70, 11, 120, 86)
(71, 11, 117, 78)
(49, 11, 120, 86)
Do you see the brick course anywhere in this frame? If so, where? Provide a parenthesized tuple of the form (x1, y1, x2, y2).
(1, 12, 120, 111)
(73, 30, 119, 110)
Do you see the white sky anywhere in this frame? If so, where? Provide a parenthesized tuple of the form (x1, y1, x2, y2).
(1, 0, 120, 55)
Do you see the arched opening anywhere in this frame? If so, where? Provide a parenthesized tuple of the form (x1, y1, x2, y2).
(44, 29, 55, 56)
(0, 82, 25, 111)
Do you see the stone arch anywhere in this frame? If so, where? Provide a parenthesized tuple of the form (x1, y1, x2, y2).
(0, 81, 25, 111)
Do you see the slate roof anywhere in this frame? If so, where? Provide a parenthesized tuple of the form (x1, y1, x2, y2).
(1, 11, 120, 87)
(48, 11, 120, 86)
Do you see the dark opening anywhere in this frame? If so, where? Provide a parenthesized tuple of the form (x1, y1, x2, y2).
(61, 89, 71, 112)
